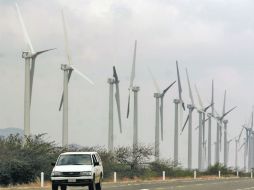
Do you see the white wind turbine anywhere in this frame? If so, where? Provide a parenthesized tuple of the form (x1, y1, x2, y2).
(173, 61, 185, 166)
(194, 84, 213, 170)
(182, 75, 213, 170)
(148, 68, 176, 160)
(59, 10, 94, 147)
(126, 40, 140, 150)
(15, 3, 54, 137)
(235, 127, 244, 170)
(207, 80, 214, 167)
(213, 91, 236, 164)
(181, 69, 195, 170)
(107, 66, 122, 152)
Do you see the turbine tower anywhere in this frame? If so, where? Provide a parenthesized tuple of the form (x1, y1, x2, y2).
(16, 3, 54, 137)
(148, 68, 176, 160)
(223, 119, 229, 167)
(108, 66, 122, 152)
(225, 137, 234, 167)
(174, 61, 185, 166)
(126, 40, 140, 150)
(59, 10, 94, 147)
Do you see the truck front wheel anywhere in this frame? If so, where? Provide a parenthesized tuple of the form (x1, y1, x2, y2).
(95, 175, 102, 190)
(88, 175, 96, 190)
(52, 183, 58, 190)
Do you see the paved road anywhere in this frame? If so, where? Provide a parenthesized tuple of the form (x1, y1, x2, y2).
(75, 178, 254, 190)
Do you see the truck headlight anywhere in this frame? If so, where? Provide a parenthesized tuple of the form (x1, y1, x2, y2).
(51, 171, 62, 177)
(80, 171, 92, 176)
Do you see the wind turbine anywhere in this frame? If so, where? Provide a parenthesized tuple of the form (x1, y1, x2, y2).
(214, 91, 237, 164)
(246, 110, 254, 172)
(207, 80, 214, 167)
(126, 40, 140, 150)
(181, 70, 212, 170)
(59, 10, 94, 147)
(181, 69, 195, 170)
(236, 127, 244, 170)
(173, 61, 185, 166)
(107, 66, 122, 152)
(15, 3, 54, 137)
(148, 68, 176, 160)
(194, 85, 213, 171)
(240, 133, 248, 172)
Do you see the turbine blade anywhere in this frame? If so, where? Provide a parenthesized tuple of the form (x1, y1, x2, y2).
(186, 69, 195, 106)
(15, 3, 35, 54)
(70, 65, 95, 85)
(59, 70, 73, 111)
(29, 58, 36, 107)
(222, 90, 226, 116)
(220, 124, 222, 151)
(113, 66, 119, 83)
(35, 48, 56, 56)
(160, 97, 164, 141)
(147, 66, 160, 93)
(238, 127, 244, 141)
(126, 92, 131, 118)
(113, 66, 122, 133)
(61, 10, 72, 65)
(211, 80, 214, 115)
(179, 106, 183, 131)
(204, 103, 213, 112)
(194, 84, 204, 110)
(115, 83, 122, 133)
(176, 61, 185, 110)
(251, 108, 254, 129)
(221, 106, 237, 119)
(162, 81, 176, 96)
(129, 40, 137, 89)
(181, 114, 189, 134)
(239, 142, 246, 151)
(213, 107, 220, 118)
(30, 48, 56, 107)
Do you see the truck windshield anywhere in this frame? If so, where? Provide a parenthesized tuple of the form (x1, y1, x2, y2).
(56, 154, 92, 165)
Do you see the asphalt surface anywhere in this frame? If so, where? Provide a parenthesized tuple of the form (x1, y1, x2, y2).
(69, 178, 254, 190)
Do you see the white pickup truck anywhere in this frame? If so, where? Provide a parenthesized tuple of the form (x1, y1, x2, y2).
(51, 152, 103, 190)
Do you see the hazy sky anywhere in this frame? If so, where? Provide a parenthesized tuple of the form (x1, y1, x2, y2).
(1, 0, 254, 169)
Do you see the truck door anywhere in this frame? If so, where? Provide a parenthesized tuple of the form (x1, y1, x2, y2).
(92, 155, 99, 182)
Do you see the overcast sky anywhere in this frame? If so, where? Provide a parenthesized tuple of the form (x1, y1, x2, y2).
(1, 0, 254, 169)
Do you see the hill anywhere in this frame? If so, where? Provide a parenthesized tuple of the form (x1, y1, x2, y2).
(0, 128, 23, 138)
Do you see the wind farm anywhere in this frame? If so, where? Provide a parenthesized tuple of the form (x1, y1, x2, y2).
(2, 1, 254, 188)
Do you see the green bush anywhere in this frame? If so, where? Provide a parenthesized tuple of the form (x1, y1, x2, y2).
(0, 134, 62, 186)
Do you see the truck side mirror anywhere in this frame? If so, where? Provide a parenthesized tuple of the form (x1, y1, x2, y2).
(94, 162, 99, 166)
(51, 162, 56, 166)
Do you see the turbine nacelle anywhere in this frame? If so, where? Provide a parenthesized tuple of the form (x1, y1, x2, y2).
(61, 64, 73, 71)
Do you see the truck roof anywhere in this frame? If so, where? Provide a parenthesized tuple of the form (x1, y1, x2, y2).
(60, 152, 98, 155)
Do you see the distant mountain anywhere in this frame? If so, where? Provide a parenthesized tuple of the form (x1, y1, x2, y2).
(0, 128, 23, 138)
